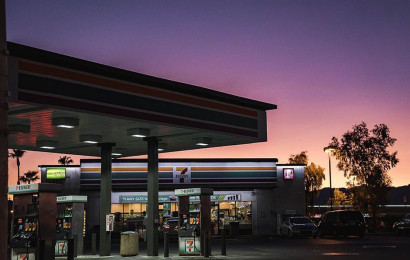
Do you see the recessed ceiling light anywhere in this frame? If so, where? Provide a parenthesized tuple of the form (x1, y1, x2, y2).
(52, 117, 79, 129)
(127, 128, 150, 138)
(80, 134, 102, 144)
(194, 137, 212, 146)
(158, 142, 167, 152)
(111, 148, 126, 156)
(37, 139, 58, 150)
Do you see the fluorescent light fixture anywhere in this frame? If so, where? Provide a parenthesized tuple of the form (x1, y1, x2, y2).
(37, 140, 58, 150)
(194, 137, 212, 146)
(112, 148, 126, 156)
(80, 134, 102, 144)
(58, 125, 75, 129)
(127, 128, 150, 138)
(52, 117, 79, 129)
(9, 124, 30, 134)
(158, 142, 167, 152)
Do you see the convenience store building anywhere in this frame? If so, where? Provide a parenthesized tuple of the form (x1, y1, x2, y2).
(40, 158, 305, 236)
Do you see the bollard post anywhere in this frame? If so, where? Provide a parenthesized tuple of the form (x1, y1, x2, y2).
(37, 239, 45, 260)
(164, 232, 169, 257)
(73, 234, 78, 257)
(91, 233, 97, 255)
(67, 238, 74, 260)
(221, 229, 226, 256)
(208, 231, 212, 256)
(204, 231, 209, 258)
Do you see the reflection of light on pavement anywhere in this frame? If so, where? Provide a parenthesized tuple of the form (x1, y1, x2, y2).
(363, 246, 396, 249)
(322, 253, 360, 256)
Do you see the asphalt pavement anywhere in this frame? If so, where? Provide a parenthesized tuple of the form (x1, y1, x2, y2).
(57, 234, 410, 260)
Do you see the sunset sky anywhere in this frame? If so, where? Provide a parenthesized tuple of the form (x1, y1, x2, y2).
(5, 0, 410, 188)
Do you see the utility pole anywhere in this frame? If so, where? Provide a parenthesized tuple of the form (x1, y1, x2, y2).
(328, 152, 333, 210)
(0, 0, 9, 259)
(324, 146, 336, 211)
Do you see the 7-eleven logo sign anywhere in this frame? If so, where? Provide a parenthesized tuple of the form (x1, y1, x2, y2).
(173, 167, 191, 184)
(18, 254, 28, 260)
(185, 240, 194, 252)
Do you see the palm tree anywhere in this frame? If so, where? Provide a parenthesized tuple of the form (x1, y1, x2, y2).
(58, 156, 74, 165)
(19, 170, 39, 184)
(9, 149, 26, 185)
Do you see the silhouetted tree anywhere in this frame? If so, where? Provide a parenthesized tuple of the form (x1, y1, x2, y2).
(329, 188, 351, 210)
(9, 149, 26, 185)
(19, 170, 39, 184)
(58, 156, 74, 165)
(328, 122, 398, 219)
(289, 151, 325, 215)
(288, 151, 308, 164)
(305, 162, 325, 214)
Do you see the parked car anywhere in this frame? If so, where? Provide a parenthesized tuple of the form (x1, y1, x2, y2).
(280, 216, 317, 238)
(159, 217, 179, 240)
(393, 213, 410, 235)
(317, 210, 365, 237)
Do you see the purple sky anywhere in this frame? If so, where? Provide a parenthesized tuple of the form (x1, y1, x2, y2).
(5, 0, 410, 188)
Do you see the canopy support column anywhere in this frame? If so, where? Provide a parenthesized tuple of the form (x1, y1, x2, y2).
(0, 1, 8, 258)
(145, 137, 159, 256)
(98, 142, 115, 256)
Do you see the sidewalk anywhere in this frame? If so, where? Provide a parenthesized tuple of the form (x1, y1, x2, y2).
(56, 237, 262, 260)
(62, 254, 243, 259)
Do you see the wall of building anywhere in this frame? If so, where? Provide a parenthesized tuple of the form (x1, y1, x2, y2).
(86, 191, 100, 235)
(252, 189, 275, 236)
(272, 165, 306, 234)
(40, 166, 82, 195)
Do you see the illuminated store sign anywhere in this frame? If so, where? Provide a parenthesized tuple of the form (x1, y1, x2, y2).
(119, 194, 240, 203)
(47, 168, 66, 179)
(8, 183, 40, 194)
(175, 188, 202, 196)
(80, 161, 277, 188)
(283, 168, 294, 180)
(57, 195, 87, 203)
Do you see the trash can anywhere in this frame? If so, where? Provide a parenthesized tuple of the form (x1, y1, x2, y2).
(120, 231, 139, 256)
(230, 221, 240, 236)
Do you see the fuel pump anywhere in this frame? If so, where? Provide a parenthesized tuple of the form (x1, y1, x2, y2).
(9, 183, 60, 260)
(55, 195, 87, 256)
(175, 188, 212, 256)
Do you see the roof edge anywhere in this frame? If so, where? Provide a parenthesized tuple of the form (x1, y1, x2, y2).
(38, 165, 81, 168)
(277, 164, 307, 166)
(7, 42, 277, 111)
(79, 158, 279, 163)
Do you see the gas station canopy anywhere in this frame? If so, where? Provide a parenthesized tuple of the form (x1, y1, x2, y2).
(7, 42, 276, 157)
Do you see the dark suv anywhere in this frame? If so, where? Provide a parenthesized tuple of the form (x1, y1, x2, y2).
(393, 214, 410, 235)
(318, 210, 365, 237)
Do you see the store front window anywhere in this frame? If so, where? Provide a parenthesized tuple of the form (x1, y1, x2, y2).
(211, 201, 252, 235)
(111, 203, 179, 232)
(110, 195, 252, 235)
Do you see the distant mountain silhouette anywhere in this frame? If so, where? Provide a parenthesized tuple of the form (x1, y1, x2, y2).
(313, 185, 410, 205)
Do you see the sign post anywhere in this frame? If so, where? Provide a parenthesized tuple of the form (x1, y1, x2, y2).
(106, 214, 114, 232)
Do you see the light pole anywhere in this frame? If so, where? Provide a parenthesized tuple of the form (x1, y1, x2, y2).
(324, 146, 337, 211)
